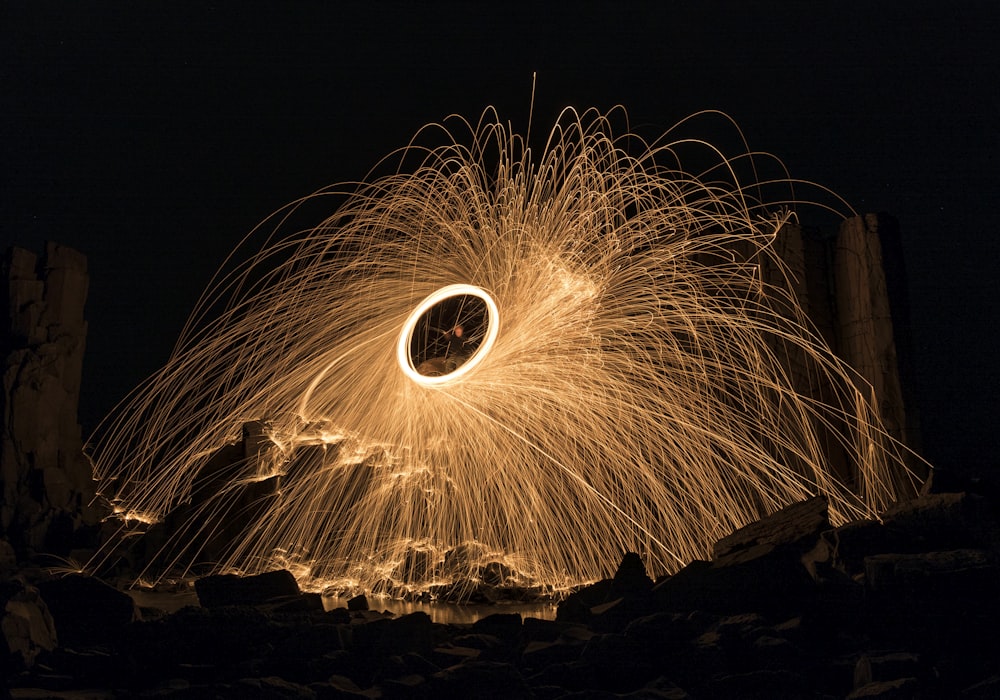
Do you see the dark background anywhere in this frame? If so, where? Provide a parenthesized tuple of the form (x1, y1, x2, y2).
(3, 3, 997, 476)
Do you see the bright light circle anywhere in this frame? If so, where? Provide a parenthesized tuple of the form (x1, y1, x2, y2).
(397, 284, 500, 385)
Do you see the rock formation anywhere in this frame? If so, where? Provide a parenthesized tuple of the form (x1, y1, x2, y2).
(833, 214, 916, 450)
(0, 244, 101, 562)
(3, 477, 998, 697)
(773, 214, 923, 482)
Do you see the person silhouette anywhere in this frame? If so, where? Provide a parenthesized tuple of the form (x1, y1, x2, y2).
(443, 324, 468, 372)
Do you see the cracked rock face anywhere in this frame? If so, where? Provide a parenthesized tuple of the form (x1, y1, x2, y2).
(1, 243, 100, 560)
(773, 215, 920, 486)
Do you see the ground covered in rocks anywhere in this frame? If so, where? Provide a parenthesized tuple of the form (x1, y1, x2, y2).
(3, 472, 999, 699)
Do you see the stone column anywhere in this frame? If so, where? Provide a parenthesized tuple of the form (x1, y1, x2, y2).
(768, 216, 922, 486)
(1, 243, 101, 560)
(764, 222, 852, 484)
(833, 214, 915, 453)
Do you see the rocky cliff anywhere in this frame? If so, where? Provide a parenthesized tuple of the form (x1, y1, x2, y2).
(0, 243, 101, 563)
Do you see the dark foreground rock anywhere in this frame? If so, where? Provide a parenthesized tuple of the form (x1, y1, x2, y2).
(36, 573, 138, 648)
(195, 568, 307, 609)
(4, 474, 1000, 698)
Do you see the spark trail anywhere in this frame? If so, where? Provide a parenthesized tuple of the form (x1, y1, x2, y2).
(89, 107, 922, 598)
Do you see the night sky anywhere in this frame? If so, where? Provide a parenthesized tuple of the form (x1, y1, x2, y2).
(4, 3, 998, 476)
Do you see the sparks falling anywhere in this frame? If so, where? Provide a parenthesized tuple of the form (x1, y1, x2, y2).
(88, 108, 922, 598)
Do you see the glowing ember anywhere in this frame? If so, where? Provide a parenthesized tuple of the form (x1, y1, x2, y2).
(88, 107, 922, 599)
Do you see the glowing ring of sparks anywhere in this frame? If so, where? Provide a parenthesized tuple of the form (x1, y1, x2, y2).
(397, 284, 500, 385)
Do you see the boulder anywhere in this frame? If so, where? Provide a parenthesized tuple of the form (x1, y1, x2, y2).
(471, 612, 522, 646)
(35, 573, 137, 649)
(195, 569, 301, 608)
(1, 578, 57, 672)
(712, 495, 830, 560)
(880, 491, 999, 552)
(351, 611, 434, 660)
(653, 497, 830, 617)
(853, 651, 924, 689)
(555, 551, 655, 628)
(847, 677, 921, 699)
(427, 660, 530, 699)
(347, 593, 369, 611)
(864, 549, 999, 601)
(228, 676, 318, 699)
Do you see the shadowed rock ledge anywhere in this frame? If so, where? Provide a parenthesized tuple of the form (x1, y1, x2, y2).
(2, 476, 999, 698)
